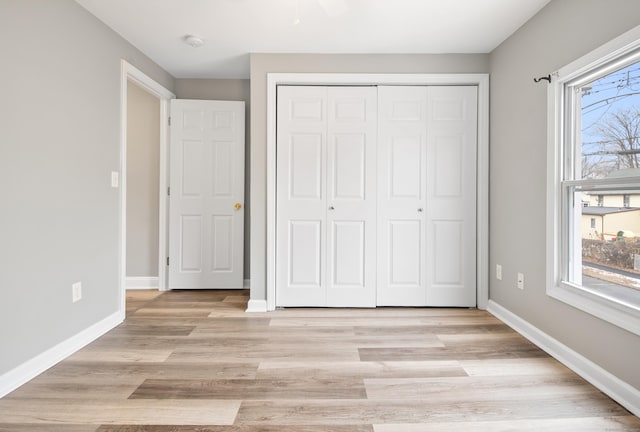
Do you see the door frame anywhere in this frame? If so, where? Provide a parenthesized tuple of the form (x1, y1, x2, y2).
(119, 60, 175, 319)
(265, 73, 489, 311)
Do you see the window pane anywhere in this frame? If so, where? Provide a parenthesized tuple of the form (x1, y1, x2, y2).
(573, 190, 640, 309)
(579, 60, 640, 180)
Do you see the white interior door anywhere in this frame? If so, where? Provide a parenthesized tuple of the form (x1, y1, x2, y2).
(425, 86, 477, 306)
(377, 86, 429, 306)
(276, 86, 377, 307)
(168, 99, 245, 289)
(377, 86, 477, 307)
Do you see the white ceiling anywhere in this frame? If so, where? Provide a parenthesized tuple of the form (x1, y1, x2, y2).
(75, 0, 551, 79)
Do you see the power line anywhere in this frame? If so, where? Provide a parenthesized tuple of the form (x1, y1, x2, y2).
(582, 136, 640, 146)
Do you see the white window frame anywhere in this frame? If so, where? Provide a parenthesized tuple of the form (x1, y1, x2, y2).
(547, 25, 640, 336)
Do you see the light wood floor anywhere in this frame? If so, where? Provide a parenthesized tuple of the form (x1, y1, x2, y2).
(1, 289, 638, 431)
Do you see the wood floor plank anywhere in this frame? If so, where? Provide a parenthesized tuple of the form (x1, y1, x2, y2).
(253, 308, 491, 318)
(359, 333, 548, 361)
(66, 348, 173, 363)
(191, 318, 272, 329)
(460, 358, 574, 377)
(223, 295, 251, 303)
(38, 361, 259, 381)
(88, 335, 264, 350)
(190, 324, 353, 338)
(106, 324, 196, 337)
(269, 316, 501, 327)
(256, 361, 467, 380)
(0, 399, 241, 425)
(0, 425, 98, 432)
(372, 417, 640, 431)
(131, 309, 214, 318)
(235, 394, 631, 425)
(95, 426, 373, 432)
(353, 323, 514, 336)
(166, 346, 361, 363)
(130, 378, 367, 400)
(4, 379, 143, 400)
(363, 375, 596, 401)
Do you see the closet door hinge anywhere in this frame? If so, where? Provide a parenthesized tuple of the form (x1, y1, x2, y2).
(166, 257, 170, 266)
(168, 116, 172, 126)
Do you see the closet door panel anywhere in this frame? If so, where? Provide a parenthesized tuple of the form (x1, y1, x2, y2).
(326, 87, 377, 307)
(276, 86, 327, 306)
(377, 86, 428, 306)
(426, 86, 477, 306)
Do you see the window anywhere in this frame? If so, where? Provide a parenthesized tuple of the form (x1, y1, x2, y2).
(548, 25, 640, 336)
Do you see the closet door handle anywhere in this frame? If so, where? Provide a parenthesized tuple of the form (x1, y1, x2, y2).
(418, 208, 424, 212)
(329, 206, 335, 210)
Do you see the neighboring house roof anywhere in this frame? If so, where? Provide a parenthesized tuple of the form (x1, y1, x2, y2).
(607, 168, 640, 178)
(583, 191, 640, 195)
(582, 206, 640, 215)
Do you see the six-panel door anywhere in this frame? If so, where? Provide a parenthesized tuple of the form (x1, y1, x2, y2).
(276, 86, 377, 307)
(276, 85, 477, 307)
(168, 100, 245, 289)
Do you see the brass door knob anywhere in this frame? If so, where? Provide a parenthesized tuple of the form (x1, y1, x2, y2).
(234, 203, 242, 211)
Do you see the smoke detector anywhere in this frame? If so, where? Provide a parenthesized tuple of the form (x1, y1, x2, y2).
(183, 35, 205, 48)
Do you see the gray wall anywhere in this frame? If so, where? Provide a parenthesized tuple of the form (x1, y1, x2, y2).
(249, 53, 490, 301)
(0, 0, 174, 375)
(126, 82, 160, 278)
(490, 0, 640, 390)
(175, 79, 251, 280)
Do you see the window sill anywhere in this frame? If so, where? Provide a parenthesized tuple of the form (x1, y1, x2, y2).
(548, 281, 640, 336)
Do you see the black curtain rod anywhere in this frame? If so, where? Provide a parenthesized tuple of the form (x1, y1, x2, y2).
(534, 74, 551, 83)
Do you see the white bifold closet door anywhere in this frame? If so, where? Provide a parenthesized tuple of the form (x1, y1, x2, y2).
(377, 86, 477, 306)
(276, 86, 378, 307)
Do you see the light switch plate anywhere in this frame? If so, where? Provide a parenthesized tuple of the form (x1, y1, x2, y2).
(111, 171, 119, 188)
(72, 282, 82, 303)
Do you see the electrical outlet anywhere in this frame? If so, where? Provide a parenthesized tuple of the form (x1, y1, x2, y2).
(496, 264, 502, 280)
(72, 282, 82, 303)
(517, 273, 524, 290)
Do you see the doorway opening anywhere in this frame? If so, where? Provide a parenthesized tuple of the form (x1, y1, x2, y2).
(119, 60, 175, 318)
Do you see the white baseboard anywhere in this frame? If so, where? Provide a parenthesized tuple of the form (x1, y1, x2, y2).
(126, 276, 159, 290)
(0, 311, 122, 398)
(243, 279, 250, 289)
(245, 299, 267, 313)
(487, 300, 640, 417)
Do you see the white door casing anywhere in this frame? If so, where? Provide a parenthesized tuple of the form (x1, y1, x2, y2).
(265, 73, 490, 312)
(276, 86, 377, 307)
(169, 99, 245, 289)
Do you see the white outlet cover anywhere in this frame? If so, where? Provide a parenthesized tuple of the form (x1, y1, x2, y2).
(496, 264, 502, 280)
(72, 282, 82, 303)
(111, 171, 119, 188)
